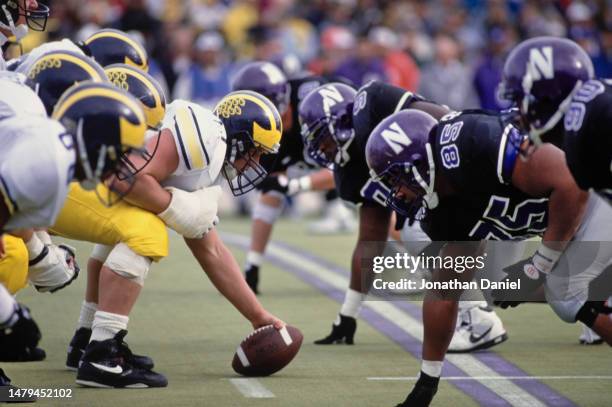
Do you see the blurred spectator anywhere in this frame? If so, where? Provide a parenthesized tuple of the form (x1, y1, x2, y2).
(173, 31, 233, 108)
(566, 1, 612, 78)
(308, 25, 355, 77)
(473, 25, 517, 110)
(419, 33, 479, 110)
(518, 0, 566, 38)
(368, 26, 419, 91)
(333, 33, 387, 87)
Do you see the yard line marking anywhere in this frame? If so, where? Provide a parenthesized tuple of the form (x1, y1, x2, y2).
(368, 376, 612, 381)
(228, 378, 275, 398)
(222, 233, 556, 407)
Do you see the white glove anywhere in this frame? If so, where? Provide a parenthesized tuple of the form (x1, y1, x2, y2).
(28, 243, 80, 293)
(158, 185, 222, 239)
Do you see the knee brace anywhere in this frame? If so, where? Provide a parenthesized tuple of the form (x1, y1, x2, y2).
(252, 199, 284, 224)
(90, 244, 113, 263)
(103, 243, 151, 286)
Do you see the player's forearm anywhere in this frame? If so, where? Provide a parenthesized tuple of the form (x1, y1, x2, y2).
(185, 232, 266, 323)
(122, 174, 172, 214)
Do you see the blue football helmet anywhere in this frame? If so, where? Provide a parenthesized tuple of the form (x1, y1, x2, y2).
(365, 109, 439, 221)
(298, 82, 356, 168)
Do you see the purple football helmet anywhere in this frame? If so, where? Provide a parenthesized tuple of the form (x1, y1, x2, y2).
(298, 82, 356, 168)
(497, 36, 594, 145)
(366, 109, 439, 220)
(230, 61, 290, 114)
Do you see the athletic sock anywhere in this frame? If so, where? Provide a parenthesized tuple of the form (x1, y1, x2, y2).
(339, 289, 364, 319)
(90, 311, 128, 343)
(421, 360, 443, 378)
(245, 251, 263, 271)
(77, 301, 97, 330)
(0, 284, 17, 328)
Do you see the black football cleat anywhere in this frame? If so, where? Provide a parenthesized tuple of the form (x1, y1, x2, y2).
(314, 314, 356, 345)
(66, 328, 154, 371)
(76, 330, 166, 389)
(0, 368, 37, 403)
(0, 305, 46, 362)
(396, 372, 439, 407)
(245, 265, 259, 295)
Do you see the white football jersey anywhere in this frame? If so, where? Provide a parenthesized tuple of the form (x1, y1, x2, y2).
(160, 100, 227, 192)
(0, 115, 75, 230)
(14, 39, 85, 75)
(0, 75, 46, 119)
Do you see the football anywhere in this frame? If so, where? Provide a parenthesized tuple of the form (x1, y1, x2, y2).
(232, 325, 303, 377)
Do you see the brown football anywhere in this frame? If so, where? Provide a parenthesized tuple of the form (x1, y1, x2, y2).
(232, 325, 303, 377)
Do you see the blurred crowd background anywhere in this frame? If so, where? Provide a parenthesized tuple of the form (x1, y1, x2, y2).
(24, 0, 611, 113)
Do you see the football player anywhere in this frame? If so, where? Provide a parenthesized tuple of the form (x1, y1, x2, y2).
(61, 86, 287, 388)
(365, 107, 612, 406)
(230, 61, 338, 294)
(300, 80, 509, 352)
(498, 36, 612, 344)
(0, 77, 147, 386)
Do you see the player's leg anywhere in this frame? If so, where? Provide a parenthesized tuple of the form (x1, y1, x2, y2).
(0, 235, 45, 362)
(315, 204, 390, 344)
(244, 192, 285, 294)
(545, 194, 612, 345)
(76, 243, 167, 388)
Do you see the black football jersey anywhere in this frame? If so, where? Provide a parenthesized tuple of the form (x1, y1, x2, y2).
(335, 81, 424, 206)
(563, 79, 612, 205)
(259, 75, 327, 174)
(421, 110, 549, 241)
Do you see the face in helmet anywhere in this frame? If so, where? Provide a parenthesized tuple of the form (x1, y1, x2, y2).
(214, 90, 282, 196)
(298, 82, 356, 168)
(25, 50, 108, 115)
(52, 81, 147, 204)
(0, 0, 49, 43)
(83, 28, 149, 72)
(497, 36, 594, 147)
(230, 61, 290, 115)
(366, 109, 439, 222)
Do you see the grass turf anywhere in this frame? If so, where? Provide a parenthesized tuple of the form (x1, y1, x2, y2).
(3, 217, 611, 406)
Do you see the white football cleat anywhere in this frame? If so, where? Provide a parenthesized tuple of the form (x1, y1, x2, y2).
(448, 303, 508, 353)
(308, 200, 357, 235)
(579, 324, 603, 345)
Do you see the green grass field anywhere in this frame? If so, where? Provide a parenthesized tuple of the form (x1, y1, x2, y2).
(4, 218, 611, 406)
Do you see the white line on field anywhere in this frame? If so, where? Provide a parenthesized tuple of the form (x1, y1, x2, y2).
(368, 376, 612, 381)
(222, 233, 546, 407)
(228, 378, 275, 398)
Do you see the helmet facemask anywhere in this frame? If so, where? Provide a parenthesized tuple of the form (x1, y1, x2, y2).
(222, 131, 268, 196)
(302, 109, 354, 169)
(372, 143, 438, 224)
(0, 0, 49, 44)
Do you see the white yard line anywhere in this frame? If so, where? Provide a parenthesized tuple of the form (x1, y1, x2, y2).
(368, 376, 612, 381)
(228, 378, 275, 398)
(223, 233, 547, 407)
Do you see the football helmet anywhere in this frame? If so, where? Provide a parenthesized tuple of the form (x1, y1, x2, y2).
(298, 82, 356, 168)
(230, 61, 290, 114)
(104, 64, 166, 130)
(51, 81, 147, 197)
(365, 109, 439, 221)
(0, 0, 49, 42)
(497, 36, 594, 145)
(214, 90, 282, 196)
(82, 29, 149, 72)
(25, 50, 107, 115)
